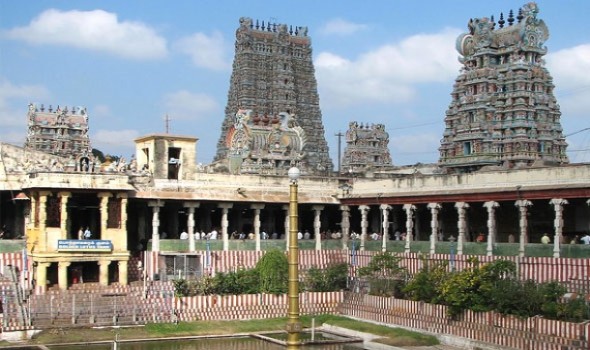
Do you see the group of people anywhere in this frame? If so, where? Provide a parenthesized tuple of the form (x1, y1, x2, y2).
(540, 232, 590, 244)
(77, 227, 92, 239)
(178, 228, 218, 240)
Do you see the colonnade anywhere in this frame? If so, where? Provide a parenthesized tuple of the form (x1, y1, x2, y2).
(147, 197, 579, 259)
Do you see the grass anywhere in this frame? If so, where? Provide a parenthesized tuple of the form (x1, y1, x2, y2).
(24, 315, 439, 347)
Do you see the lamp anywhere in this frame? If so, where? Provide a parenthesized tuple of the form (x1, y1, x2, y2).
(286, 166, 301, 348)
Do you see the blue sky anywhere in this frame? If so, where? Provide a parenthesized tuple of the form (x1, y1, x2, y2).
(1, 1, 589, 166)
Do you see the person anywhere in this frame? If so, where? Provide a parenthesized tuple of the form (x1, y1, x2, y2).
(476, 232, 485, 242)
(303, 230, 310, 240)
(83, 227, 92, 239)
(508, 234, 515, 243)
(297, 231, 303, 240)
(394, 231, 401, 241)
(209, 228, 218, 240)
(570, 235, 579, 244)
(371, 232, 379, 241)
(581, 233, 590, 245)
(541, 233, 550, 244)
(179, 230, 188, 239)
(78, 227, 84, 240)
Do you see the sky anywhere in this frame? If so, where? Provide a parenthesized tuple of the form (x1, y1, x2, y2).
(1, 1, 589, 167)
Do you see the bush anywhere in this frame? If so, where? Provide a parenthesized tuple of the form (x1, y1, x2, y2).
(358, 252, 407, 297)
(256, 249, 288, 294)
(403, 259, 448, 304)
(305, 263, 349, 292)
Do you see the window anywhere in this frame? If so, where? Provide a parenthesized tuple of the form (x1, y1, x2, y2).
(463, 142, 472, 155)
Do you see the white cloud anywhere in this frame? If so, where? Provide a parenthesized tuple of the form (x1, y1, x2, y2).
(315, 28, 461, 109)
(162, 90, 219, 121)
(92, 129, 139, 149)
(5, 9, 167, 60)
(174, 31, 229, 70)
(92, 104, 112, 119)
(547, 44, 590, 116)
(0, 79, 50, 128)
(319, 19, 368, 36)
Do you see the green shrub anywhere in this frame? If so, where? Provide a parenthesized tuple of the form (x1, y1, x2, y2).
(358, 252, 407, 297)
(403, 259, 448, 304)
(256, 249, 288, 294)
(305, 263, 349, 292)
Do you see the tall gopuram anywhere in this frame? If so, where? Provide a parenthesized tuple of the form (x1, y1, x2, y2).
(24, 103, 95, 167)
(438, 3, 569, 172)
(214, 17, 333, 175)
(342, 121, 392, 174)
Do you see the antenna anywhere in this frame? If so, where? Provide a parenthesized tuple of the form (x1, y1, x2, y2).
(164, 114, 171, 134)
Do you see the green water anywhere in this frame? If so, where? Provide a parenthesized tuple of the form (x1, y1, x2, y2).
(48, 336, 365, 350)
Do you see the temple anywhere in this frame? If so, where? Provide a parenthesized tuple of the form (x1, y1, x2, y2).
(24, 103, 94, 168)
(213, 17, 333, 175)
(0, 7, 589, 346)
(342, 122, 392, 174)
(438, 3, 569, 172)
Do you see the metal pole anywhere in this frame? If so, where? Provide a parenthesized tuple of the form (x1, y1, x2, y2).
(286, 168, 301, 349)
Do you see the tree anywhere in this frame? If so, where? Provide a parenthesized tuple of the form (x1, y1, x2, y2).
(358, 252, 407, 297)
(256, 249, 288, 294)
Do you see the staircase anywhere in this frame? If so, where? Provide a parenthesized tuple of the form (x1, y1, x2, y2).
(28, 281, 177, 329)
(1, 265, 30, 331)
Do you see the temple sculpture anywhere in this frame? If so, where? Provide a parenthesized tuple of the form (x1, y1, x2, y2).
(24, 103, 95, 172)
(214, 17, 333, 175)
(438, 2, 569, 172)
(225, 109, 307, 174)
(342, 122, 392, 174)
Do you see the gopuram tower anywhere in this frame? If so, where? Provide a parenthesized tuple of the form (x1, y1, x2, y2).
(214, 17, 333, 175)
(438, 3, 569, 172)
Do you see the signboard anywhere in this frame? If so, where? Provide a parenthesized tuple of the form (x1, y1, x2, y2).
(57, 239, 113, 252)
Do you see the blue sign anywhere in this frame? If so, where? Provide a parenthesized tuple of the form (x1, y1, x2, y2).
(58, 239, 113, 252)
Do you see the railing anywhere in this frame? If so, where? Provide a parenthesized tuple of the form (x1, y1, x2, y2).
(149, 239, 590, 258)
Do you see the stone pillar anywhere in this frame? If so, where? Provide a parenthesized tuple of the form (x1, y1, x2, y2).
(98, 260, 110, 286)
(380, 204, 391, 252)
(483, 201, 499, 256)
(219, 203, 233, 251)
(515, 200, 533, 257)
(58, 261, 71, 291)
(118, 193, 128, 232)
(283, 205, 290, 251)
(98, 192, 112, 238)
(403, 204, 416, 253)
(58, 192, 71, 239)
(184, 202, 200, 252)
(118, 260, 128, 286)
(311, 205, 324, 251)
(29, 193, 37, 230)
(358, 205, 370, 251)
(340, 205, 350, 250)
(427, 203, 441, 255)
(36, 262, 50, 292)
(251, 204, 265, 251)
(550, 198, 568, 258)
(455, 202, 470, 255)
(38, 191, 51, 251)
(148, 201, 164, 252)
